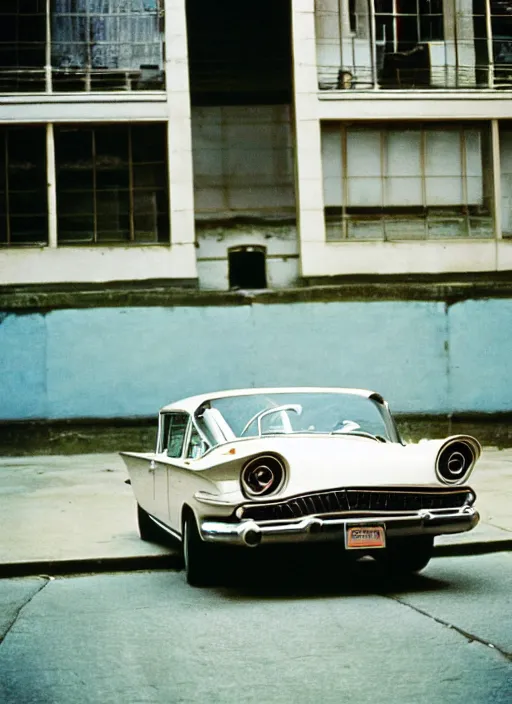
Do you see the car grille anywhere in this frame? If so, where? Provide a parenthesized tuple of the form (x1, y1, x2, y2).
(239, 488, 471, 522)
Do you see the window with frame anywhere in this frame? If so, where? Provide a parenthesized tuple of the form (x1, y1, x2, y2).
(375, 0, 444, 50)
(0, 1, 46, 92)
(500, 121, 512, 238)
(0, 125, 48, 247)
(321, 122, 494, 241)
(317, 1, 512, 90)
(55, 123, 170, 244)
(51, 0, 165, 91)
(491, 1, 512, 87)
(163, 413, 190, 459)
(186, 427, 209, 459)
(375, 0, 445, 89)
(0, 1, 164, 94)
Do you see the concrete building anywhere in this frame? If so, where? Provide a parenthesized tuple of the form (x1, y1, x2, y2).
(1, 0, 511, 291)
(1, 1, 512, 435)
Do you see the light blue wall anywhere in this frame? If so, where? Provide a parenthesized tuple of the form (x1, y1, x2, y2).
(0, 314, 47, 419)
(0, 299, 510, 420)
(449, 299, 512, 412)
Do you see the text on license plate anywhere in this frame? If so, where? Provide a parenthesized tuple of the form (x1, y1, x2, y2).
(346, 526, 386, 549)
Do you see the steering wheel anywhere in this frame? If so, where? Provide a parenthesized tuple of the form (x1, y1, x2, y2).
(240, 404, 302, 437)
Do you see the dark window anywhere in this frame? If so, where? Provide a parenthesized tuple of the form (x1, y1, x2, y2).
(0, 1, 46, 92)
(491, 1, 512, 86)
(375, 0, 444, 51)
(349, 0, 357, 33)
(228, 246, 267, 289)
(55, 123, 169, 244)
(419, 0, 444, 42)
(0, 126, 48, 246)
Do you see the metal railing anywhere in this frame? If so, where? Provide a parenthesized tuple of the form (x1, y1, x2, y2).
(317, 1, 512, 91)
(0, 1, 165, 93)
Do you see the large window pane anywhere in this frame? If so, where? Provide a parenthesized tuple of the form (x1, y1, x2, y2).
(51, 1, 165, 92)
(347, 131, 381, 177)
(55, 123, 169, 244)
(0, 126, 47, 246)
(500, 124, 512, 237)
(321, 122, 494, 241)
(317, 2, 512, 91)
(0, 1, 46, 92)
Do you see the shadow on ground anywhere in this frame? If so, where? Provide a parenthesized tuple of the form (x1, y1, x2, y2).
(182, 546, 456, 600)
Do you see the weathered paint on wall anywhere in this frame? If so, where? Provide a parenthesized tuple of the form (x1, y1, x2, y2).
(0, 314, 47, 419)
(3, 298, 510, 421)
(196, 223, 299, 290)
(449, 299, 512, 413)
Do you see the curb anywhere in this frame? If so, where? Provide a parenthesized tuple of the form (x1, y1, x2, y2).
(1, 541, 510, 579)
(433, 539, 512, 558)
(0, 552, 182, 579)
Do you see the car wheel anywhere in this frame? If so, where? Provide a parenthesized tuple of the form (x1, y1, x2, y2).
(137, 503, 162, 542)
(379, 536, 434, 575)
(183, 513, 216, 587)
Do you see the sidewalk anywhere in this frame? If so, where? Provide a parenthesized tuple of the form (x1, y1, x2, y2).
(1, 449, 511, 578)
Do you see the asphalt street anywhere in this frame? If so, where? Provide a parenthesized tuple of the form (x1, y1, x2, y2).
(0, 553, 510, 704)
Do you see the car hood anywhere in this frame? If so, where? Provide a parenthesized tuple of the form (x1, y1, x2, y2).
(198, 434, 479, 499)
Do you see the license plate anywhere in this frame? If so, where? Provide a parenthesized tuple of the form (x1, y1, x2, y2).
(345, 525, 386, 549)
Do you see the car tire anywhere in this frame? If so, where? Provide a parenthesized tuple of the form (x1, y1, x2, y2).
(183, 513, 216, 587)
(137, 503, 162, 542)
(379, 536, 434, 575)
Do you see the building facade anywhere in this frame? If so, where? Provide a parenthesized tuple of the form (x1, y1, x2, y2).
(0, 0, 511, 291)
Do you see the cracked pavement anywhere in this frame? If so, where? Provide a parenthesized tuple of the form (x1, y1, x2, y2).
(0, 553, 510, 704)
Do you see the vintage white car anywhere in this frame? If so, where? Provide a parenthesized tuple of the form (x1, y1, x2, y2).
(121, 387, 481, 586)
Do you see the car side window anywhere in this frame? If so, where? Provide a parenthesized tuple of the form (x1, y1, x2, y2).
(165, 413, 189, 458)
(186, 427, 208, 459)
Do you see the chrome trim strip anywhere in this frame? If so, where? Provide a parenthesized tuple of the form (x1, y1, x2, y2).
(149, 514, 182, 542)
(240, 506, 472, 521)
(199, 507, 479, 547)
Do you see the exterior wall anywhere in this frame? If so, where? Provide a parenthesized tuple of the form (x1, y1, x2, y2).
(192, 104, 298, 289)
(196, 224, 299, 290)
(300, 240, 512, 278)
(0, 0, 197, 287)
(192, 106, 296, 218)
(2, 298, 512, 421)
(1, 0, 512, 289)
(0, 246, 196, 286)
(292, 0, 326, 278)
(293, 1, 512, 281)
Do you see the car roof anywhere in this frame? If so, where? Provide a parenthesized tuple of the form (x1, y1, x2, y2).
(160, 387, 382, 414)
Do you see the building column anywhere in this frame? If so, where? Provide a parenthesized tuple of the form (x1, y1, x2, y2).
(164, 0, 198, 279)
(444, 0, 477, 88)
(292, 0, 326, 280)
(492, 120, 502, 242)
(46, 123, 57, 248)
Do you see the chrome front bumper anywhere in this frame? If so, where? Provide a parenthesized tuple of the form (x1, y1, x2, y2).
(199, 507, 479, 548)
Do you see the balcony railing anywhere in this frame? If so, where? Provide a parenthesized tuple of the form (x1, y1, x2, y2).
(0, 1, 165, 94)
(316, 1, 512, 92)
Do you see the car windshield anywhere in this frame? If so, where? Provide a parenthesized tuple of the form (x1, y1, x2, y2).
(198, 392, 396, 442)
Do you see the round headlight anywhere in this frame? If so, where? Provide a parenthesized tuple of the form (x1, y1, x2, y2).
(437, 441, 475, 484)
(241, 454, 285, 498)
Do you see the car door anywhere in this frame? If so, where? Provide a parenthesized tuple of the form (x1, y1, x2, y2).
(152, 412, 190, 526)
(166, 424, 210, 532)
